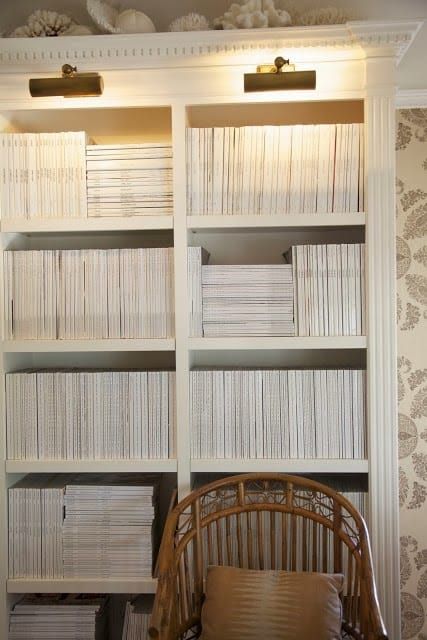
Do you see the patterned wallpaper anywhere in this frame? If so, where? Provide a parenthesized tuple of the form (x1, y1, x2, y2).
(397, 108, 427, 639)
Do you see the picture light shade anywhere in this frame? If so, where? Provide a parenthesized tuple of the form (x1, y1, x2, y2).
(29, 65, 103, 98)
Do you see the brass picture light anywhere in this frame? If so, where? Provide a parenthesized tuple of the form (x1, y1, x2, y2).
(244, 56, 316, 92)
(29, 64, 104, 98)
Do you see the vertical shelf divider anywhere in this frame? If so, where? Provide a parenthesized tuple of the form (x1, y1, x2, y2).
(0, 227, 8, 637)
(172, 102, 192, 498)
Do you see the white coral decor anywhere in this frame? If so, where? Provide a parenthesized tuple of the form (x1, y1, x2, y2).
(299, 6, 349, 25)
(169, 13, 210, 32)
(9, 9, 74, 37)
(214, 0, 292, 29)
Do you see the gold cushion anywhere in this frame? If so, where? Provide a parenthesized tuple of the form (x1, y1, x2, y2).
(200, 566, 344, 640)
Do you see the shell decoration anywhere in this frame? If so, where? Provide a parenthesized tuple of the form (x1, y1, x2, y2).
(214, 0, 292, 30)
(9, 9, 75, 37)
(87, 0, 156, 34)
(168, 13, 210, 32)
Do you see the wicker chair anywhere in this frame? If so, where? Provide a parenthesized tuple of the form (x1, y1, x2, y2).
(149, 473, 387, 640)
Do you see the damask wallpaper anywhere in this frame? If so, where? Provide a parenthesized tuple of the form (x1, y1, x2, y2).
(397, 108, 427, 639)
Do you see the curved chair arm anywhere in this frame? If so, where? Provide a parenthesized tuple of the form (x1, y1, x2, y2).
(149, 510, 180, 640)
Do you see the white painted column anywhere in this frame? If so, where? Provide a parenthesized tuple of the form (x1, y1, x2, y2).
(365, 57, 400, 639)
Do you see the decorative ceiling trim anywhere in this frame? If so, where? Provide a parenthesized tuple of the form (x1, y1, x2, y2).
(396, 89, 427, 108)
(0, 20, 422, 72)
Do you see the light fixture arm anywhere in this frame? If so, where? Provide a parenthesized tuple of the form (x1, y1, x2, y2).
(273, 56, 289, 72)
(61, 64, 78, 78)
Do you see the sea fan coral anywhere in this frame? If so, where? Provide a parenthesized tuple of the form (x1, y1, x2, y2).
(87, 0, 118, 33)
(9, 9, 74, 37)
(298, 6, 350, 25)
(169, 13, 210, 32)
(214, 0, 292, 30)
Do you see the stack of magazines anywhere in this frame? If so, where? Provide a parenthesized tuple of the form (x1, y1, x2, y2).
(9, 594, 108, 640)
(63, 479, 157, 578)
(8, 475, 158, 580)
(86, 143, 173, 217)
(201, 264, 294, 336)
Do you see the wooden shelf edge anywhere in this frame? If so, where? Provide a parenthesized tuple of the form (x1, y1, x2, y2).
(7, 578, 157, 594)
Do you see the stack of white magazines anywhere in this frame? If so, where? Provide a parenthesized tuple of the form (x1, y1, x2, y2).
(0, 132, 88, 220)
(186, 123, 364, 215)
(86, 143, 173, 217)
(6, 370, 176, 461)
(8, 475, 157, 579)
(201, 264, 294, 337)
(63, 479, 157, 579)
(286, 243, 365, 336)
(9, 594, 108, 640)
(121, 597, 151, 640)
(4, 247, 174, 339)
(190, 369, 366, 459)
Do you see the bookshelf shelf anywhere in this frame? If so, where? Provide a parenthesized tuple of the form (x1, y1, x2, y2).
(189, 336, 367, 351)
(7, 578, 157, 595)
(1, 216, 173, 234)
(191, 459, 369, 474)
(187, 213, 366, 230)
(2, 339, 175, 353)
(6, 460, 177, 474)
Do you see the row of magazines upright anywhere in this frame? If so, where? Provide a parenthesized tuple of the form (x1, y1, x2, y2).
(4, 242, 364, 339)
(6, 366, 366, 462)
(0, 122, 363, 219)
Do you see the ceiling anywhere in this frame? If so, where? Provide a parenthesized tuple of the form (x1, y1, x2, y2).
(0, 0, 425, 93)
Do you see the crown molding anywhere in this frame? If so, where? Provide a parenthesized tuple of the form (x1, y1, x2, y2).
(346, 20, 422, 63)
(396, 89, 427, 108)
(0, 20, 422, 73)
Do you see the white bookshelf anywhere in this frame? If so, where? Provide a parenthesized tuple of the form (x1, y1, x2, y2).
(0, 21, 421, 639)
